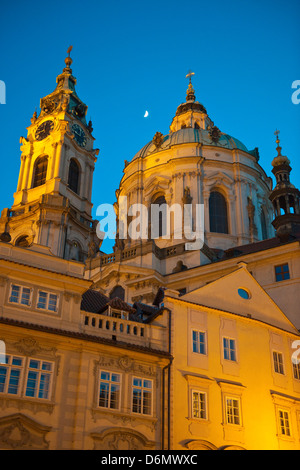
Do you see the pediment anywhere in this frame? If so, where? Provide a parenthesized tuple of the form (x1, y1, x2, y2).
(182, 264, 298, 334)
(0, 413, 51, 450)
(204, 171, 234, 187)
(91, 427, 155, 450)
(144, 175, 172, 198)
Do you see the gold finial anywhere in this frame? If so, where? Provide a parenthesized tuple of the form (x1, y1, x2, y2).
(274, 129, 282, 156)
(67, 45, 73, 57)
(186, 70, 195, 102)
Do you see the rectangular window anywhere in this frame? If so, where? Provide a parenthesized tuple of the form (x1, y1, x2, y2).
(192, 330, 206, 355)
(0, 355, 53, 400)
(279, 409, 291, 436)
(132, 377, 152, 415)
(275, 264, 290, 282)
(226, 397, 240, 425)
(37, 291, 58, 312)
(98, 371, 120, 410)
(9, 284, 31, 306)
(293, 362, 300, 381)
(223, 337, 237, 361)
(192, 391, 207, 419)
(273, 351, 285, 375)
(25, 359, 53, 399)
(0, 355, 23, 395)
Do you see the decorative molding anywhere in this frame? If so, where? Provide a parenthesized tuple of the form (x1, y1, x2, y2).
(13, 337, 57, 358)
(0, 397, 55, 415)
(0, 413, 51, 450)
(91, 427, 156, 450)
(95, 356, 157, 378)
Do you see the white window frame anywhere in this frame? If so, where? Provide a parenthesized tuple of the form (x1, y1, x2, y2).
(223, 336, 237, 362)
(0, 354, 54, 401)
(192, 329, 207, 355)
(191, 389, 207, 420)
(98, 370, 121, 411)
(131, 376, 153, 416)
(0, 355, 24, 396)
(24, 357, 54, 400)
(8, 284, 32, 307)
(273, 350, 285, 375)
(36, 290, 59, 312)
(225, 396, 241, 426)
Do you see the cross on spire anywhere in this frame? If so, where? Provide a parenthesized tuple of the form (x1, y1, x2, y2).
(186, 70, 195, 84)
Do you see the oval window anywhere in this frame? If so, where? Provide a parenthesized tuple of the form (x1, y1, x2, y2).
(238, 288, 251, 300)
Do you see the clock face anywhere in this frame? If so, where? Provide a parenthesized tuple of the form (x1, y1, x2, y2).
(72, 123, 87, 147)
(35, 120, 54, 141)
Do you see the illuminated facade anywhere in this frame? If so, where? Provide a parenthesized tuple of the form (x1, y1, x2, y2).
(0, 51, 299, 450)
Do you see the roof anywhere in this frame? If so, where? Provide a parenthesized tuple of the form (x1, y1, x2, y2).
(81, 289, 163, 324)
(98, 296, 136, 314)
(81, 289, 109, 313)
(0, 317, 171, 358)
(220, 233, 300, 261)
(131, 127, 251, 161)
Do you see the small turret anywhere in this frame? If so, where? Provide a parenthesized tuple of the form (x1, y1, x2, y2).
(269, 130, 300, 238)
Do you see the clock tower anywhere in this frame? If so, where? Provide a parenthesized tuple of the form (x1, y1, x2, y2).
(0, 48, 101, 261)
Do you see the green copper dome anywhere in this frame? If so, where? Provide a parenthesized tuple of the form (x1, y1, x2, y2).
(132, 127, 253, 161)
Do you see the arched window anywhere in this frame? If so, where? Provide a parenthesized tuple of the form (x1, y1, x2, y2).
(69, 240, 83, 262)
(209, 191, 229, 234)
(15, 235, 30, 247)
(32, 156, 48, 188)
(110, 285, 125, 301)
(152, 195, 167, 238)
(68, 159, 80, 194)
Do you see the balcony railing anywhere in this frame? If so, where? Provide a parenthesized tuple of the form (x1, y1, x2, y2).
(81, 310, 166, 351)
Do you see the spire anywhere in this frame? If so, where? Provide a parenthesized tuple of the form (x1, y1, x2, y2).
(186, 70, 196, 102)
(33, 46, 88, 126)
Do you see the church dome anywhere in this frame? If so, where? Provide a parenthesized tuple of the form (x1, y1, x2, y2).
(132, 127, 249, 161)
(117, 75, 274, 256)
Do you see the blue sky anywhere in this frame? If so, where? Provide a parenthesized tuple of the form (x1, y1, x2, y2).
(0, 0, 299, 253)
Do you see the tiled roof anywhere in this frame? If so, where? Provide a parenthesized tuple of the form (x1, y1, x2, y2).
(81, 289, 109, 313)
(81, 289, 164, 324)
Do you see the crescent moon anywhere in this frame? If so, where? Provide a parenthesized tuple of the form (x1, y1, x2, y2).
(144, 110, 149, 118)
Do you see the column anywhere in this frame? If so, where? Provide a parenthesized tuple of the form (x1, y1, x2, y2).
(53, 140, 64, 179)
(17, 155, 26, 191)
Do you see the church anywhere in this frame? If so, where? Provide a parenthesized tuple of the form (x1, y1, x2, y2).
(0, 49, 299, 450)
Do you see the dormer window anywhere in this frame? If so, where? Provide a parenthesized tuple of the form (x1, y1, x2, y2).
(110, 309, 128, 320)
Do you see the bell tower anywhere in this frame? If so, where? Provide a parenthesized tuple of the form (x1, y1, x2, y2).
(269, 130, 300, 238)
(0, 47, 101, 261)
